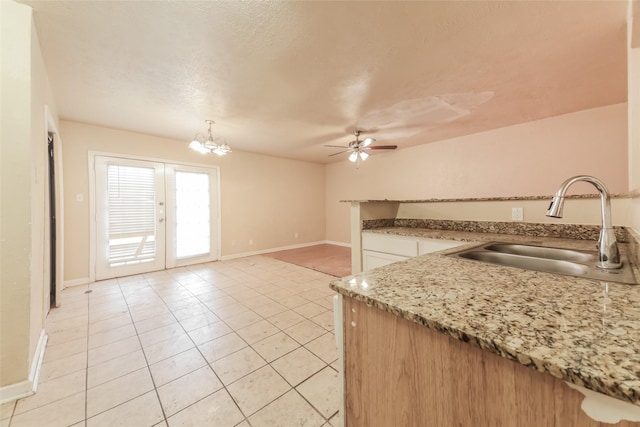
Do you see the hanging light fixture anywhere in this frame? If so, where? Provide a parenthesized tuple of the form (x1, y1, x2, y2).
(188, 120, 232, 156)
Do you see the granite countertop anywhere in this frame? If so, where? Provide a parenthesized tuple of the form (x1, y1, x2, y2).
(330, 227, 640, 406)
(340, 193, 630, 203)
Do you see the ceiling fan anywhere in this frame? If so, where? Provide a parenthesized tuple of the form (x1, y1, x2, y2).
(325, 130, 398, 162)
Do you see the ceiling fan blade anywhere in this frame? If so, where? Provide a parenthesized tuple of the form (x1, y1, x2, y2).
(368, 145, 398, 150)
(328, 150, 350, 157)
(361, 137, 375, 147)
(324, 144, 350, 148)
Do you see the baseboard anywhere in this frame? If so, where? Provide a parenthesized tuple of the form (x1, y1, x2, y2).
(323, 240, 351, 248)
(0, 330, 48, 404)
(220, 240, 328, 261)
(28, 330, 47, 392)
(63, 277, 90, 288)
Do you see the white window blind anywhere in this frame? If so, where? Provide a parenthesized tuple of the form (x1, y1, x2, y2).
(107, 164, 157, 267)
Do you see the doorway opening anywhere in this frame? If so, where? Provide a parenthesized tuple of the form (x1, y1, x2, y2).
(47, 132, 56, 308)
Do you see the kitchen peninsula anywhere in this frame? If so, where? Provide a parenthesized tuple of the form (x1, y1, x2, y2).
(332, 198, 640, 427)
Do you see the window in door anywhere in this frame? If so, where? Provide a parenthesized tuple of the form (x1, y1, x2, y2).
(165, 164, 219, 268)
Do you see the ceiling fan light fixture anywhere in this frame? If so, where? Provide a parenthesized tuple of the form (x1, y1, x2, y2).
(325, 130, 396, 163)
(189, 120, 231, 156)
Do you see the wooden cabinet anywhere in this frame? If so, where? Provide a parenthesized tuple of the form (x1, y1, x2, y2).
(342, 297, 640, 427)
(361, 232, 465, 271)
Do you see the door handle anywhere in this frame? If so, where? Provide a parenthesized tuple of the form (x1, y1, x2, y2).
(159, 218, 164, 223)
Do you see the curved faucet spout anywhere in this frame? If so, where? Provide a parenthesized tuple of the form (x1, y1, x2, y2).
(546, 175, 621, 270)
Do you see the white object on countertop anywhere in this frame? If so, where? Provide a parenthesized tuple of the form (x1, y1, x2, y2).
(565, 382, 640, 423)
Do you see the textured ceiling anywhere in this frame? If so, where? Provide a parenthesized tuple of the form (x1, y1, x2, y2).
(22, 0, 628, 163)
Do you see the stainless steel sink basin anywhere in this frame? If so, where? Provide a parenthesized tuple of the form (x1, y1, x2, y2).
(483, 243, 595, 263)
(451, 242, 638, 285)
(458, 251, 589, 276)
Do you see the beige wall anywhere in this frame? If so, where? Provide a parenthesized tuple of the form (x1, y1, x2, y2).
(29, 14, 59, 370)
(326, 103, 629, 243)
(629, 1, 640, 234)
(60, 120, 326, 283)
(396, 199, 632, 226)
(1, 0, 32, 388)
(0, 1, 58, 390)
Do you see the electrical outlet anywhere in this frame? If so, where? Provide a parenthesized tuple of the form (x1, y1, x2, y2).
(294, 233, 299, 239)
(249, 239, 253, 245)
(512, 207, 524, 221)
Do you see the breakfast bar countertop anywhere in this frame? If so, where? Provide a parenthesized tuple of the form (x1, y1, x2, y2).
(330, 227, 640, 406)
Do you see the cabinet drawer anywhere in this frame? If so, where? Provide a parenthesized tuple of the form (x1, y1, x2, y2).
(418, 238, 466, 255)
(362, 233, 418, 257)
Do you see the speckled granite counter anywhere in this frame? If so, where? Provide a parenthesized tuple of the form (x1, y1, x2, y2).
(341, 193, 630, 203)
(330, 228, 640, 406)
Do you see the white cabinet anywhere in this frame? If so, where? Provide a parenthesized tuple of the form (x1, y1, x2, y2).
(362, 232, 467, 272)
(362, 233, 419, 257)
(418, 238, 466, 255)
(363, 250, 410, 271)
(362, 233, 418, 271)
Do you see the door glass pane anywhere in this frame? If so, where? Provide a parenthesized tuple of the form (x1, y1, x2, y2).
(175, 171, 210, 258)
(107, 164, 156, 266)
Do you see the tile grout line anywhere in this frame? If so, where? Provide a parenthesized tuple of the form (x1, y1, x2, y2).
(184, 262, 337, 424)
(6, 394, 16, 426)
(114, 277, 170, 426)
(78, 278, 172, 424)
(136, 272, 254, 424)
(85, 274, 288, 422)
(84, 282, 91, 427)
(150, 269, 262, 424)
(184, 264, 301, 424)
(21, 257, 340, 426)
(168, 264, 302, 422)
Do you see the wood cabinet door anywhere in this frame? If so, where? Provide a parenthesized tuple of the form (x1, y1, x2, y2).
(343, 297, 640, 427)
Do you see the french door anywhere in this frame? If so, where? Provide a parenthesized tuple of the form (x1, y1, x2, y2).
(164, 164, 219, 269)
(94, 156, 219, 280)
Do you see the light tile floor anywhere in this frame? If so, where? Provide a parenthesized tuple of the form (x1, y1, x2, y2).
(1, 256, 343, 427)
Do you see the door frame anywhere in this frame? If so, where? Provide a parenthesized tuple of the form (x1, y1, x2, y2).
(88, 151, 221, 283)
(47, 132, 57, 307)
(45, 106, 64, 308)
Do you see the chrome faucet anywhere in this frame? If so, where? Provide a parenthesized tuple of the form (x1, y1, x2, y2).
(546, 175, 621, 270)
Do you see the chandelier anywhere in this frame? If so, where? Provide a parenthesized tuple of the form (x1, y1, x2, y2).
(189, 120, 232, 156)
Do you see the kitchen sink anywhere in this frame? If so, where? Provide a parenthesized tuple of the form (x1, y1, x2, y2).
(483, 243, 595, 263)
(451, 242, 638, 285)
(458, 251, 589, 276)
